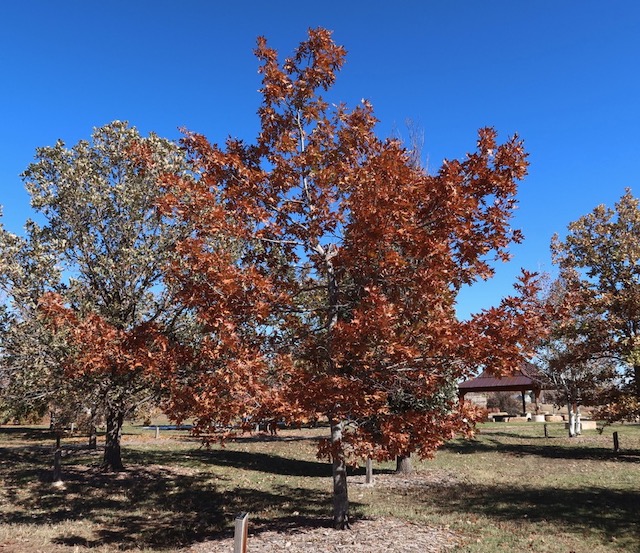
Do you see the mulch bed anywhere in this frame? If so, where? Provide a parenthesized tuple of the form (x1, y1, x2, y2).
(189, 516, 460, 553)
(191, 471, 461, 552)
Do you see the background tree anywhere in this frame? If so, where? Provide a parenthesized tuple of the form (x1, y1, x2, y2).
(1, 121, 192, 470)
(551, 189, 640, 423)
(485, 392, 523, 415)
(534, 275, 617, 436)
(162, 28, 544, 528)
(0, 217, 67, 425)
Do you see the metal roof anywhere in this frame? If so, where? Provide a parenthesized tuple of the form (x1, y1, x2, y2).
(458, 363, 544, 393)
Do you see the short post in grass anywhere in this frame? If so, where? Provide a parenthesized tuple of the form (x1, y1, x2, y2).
(613, 431, 619, 453)
(234, 512, 249, 553)
(365, 458, 374, 485)
(155, 425, 160, 439)
(544, 423, 548, 439)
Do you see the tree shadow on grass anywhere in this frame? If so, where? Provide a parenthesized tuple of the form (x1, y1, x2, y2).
(124, 447, 334, 478)
(230, 432, 324, 444)
(414, 480, 639, 547)
(444, 436, 640, 463)
(0, 426, 55, 443)
(0, 445, 355, 550)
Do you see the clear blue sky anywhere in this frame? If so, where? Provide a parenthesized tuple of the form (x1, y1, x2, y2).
(1, 1, 639, 318)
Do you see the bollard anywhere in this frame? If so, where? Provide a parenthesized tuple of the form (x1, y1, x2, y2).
(155, 426, 160, 439)
(543, 423, 548, 439)
(613, 431, 619, 453)
(234, 512, 249, 553)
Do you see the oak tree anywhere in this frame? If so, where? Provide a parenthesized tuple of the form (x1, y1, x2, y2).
(0, 219, 66, 424)
(1, 121, 192, 470)
(551, 189, 640, 422)
(534, 275, 617, 435)
(162, 28, 543, 528)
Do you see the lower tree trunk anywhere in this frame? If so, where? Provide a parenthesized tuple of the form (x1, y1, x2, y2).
(102, 408, 124, 471)
(52, 433, 62, 482)
(568, 403, 576, 438)
(396, 453, 414, 474)
(88, 408, 98, 449)
(365, 458, 374, 485)
(88, 424, 97, 449)
(331, 421, 349, 529)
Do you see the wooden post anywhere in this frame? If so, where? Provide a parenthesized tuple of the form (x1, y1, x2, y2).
(544, 423, 548, 439)
(365, 458, 374, 485)
(613, 431, 619, 453)
(155, 426, 160, 439)
(234, 512, 249, 553)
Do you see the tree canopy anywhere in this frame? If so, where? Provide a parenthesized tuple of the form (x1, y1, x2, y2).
(550, 189, 640, 422)
(0, 121, 193, 470)
(160, 28, 543, 528)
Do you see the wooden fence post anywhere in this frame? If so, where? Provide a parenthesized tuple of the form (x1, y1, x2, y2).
(613, 431, 619, 453)
(543, 423, 549, 439)
(234, 512, 249, 553)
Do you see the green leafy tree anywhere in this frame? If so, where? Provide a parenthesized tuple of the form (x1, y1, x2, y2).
(1, 121, 193, 470)
(0, 217, 66, 424)
(551, 189, 640, 422)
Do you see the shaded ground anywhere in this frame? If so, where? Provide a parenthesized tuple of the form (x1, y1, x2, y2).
(0, 423, 638, 552)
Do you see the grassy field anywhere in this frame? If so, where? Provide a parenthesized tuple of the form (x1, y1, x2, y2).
(0, 421, 638, 552)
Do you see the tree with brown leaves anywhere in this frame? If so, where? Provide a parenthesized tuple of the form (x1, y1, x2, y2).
(162, 28, 544, 528)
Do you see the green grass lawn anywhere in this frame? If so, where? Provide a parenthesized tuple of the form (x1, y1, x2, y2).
(366, 422, 640, 552)
(0, 421, 638, 552)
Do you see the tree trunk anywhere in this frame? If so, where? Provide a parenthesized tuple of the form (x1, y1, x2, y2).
(102, 408, 124, 471)
(88, 424, 97, 449)
(324, 243, 348, 528)
(396, 453, 414, 474)
(567, 404, 576, 438)
(331, 421, 349, 529)
(88, 408, 98, 449)
(52, 434, 62, 483)
(365, 458, 374, 485)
